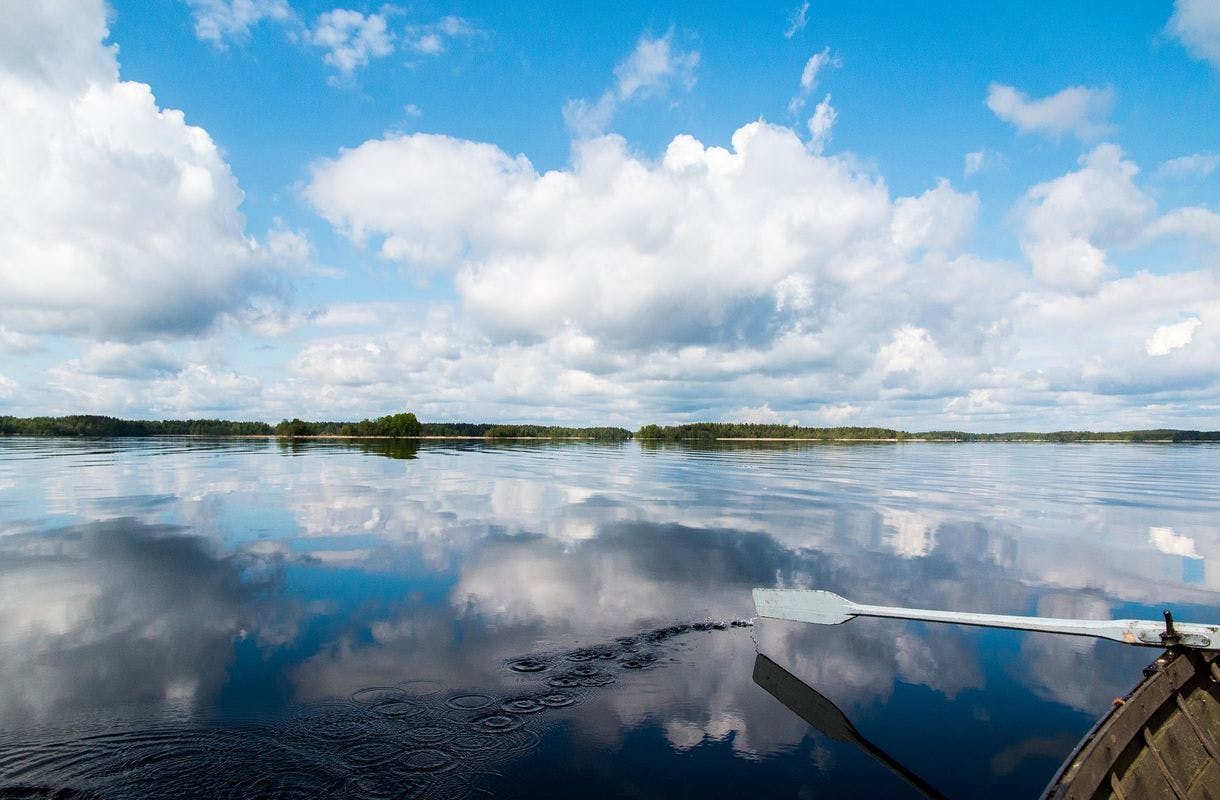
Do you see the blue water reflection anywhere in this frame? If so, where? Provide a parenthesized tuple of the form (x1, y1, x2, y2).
(0, 438, 1217, 798)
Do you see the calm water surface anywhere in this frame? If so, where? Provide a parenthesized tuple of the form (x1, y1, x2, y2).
(0, 438, 1217, 798)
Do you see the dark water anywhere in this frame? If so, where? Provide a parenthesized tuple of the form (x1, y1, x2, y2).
(0, 438, 1217, 799)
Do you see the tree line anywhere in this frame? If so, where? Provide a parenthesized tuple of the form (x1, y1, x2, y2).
(0, 415, 272, 436)
(0, 413, 631, 441)
(634, 423, 1220, 442)
(2, 415, 1214, 442)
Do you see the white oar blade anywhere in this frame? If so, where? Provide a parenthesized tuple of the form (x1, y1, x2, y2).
(753, 589, 856, 625)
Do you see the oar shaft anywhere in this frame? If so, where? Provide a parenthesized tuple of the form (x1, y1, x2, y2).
(752, 589, 1220, 650)
(850, 602, 1217, 649)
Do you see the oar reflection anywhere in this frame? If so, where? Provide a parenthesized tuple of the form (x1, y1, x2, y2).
(752, 652, 950, 800)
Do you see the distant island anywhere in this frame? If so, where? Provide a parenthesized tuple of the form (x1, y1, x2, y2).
(1, 414, 1218, 443)
(634, 422, 1220, 443)
(0, 413, 631, 441)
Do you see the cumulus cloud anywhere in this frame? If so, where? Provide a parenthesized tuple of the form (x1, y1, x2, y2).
(184, 0, 294, 45)
(891, 179, 979, 254)
(564, 32, 699, 137)
(0, 0, 270, 342)
(1167, 0, 1220, 69)
(292, 93, 1220, 429)
(1146, 318, 1202, 356)
(986, 82, 1115, 140)
(1017, 144, 1152, 293)
(308, 122, 984, 357)
(307, 8, 394, 76)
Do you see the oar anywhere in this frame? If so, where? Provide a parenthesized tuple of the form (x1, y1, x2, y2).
(753, 653, 950, 800)
(752, 589, 1219, 650)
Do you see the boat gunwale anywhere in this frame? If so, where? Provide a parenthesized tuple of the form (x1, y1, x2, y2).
(1043, 647, 1220, 799)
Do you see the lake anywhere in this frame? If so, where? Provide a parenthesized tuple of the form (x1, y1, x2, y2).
(0, 437, 1217, 799)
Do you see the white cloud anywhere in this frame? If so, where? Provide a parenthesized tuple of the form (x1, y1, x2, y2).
(819, 404, 862, 424)
(1018, 144, 1220, 295)
(309, 122, 960, 350)
(1149, 526, 1202, 559)
(1168, 0, 1220, 69)
(806, 94, 837, 153)
(785, 1, 810, 39)
(0, 0, 269, 342)
(891, 179, 979, 254)
(882, 509, 938, 558)
(963, 148, 1005, 177)
(184, 0, 294, 45)
(79, 342, 183, 379)
(564, 32, 699, 137)
(1155, 153, 1220, 180)
(789, 47, 840, 114)
(986, 82, 1115, 140)
(0, 327, 39, 355)
(801, 47, 838, 92)
(616, 32, 699, 99)
(405, 15, 480, 55)
(875, 326, 950, 389)
(1017, 144, 1152, 293)
(728, 403, 783, 424)
(293, 115, 1220, 430)
(307, 8, 394, 76)
(1145, 206, 1220, 247)
(0, 374, 16, 401)
(1146, 318, 1202, 356)
(945, 389, 1006, 416)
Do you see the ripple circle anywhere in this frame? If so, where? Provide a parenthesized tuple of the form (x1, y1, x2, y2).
(445, 693, 494, 711)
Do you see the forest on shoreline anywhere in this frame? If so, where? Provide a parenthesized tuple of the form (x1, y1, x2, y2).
(2, 414, 1219, 442)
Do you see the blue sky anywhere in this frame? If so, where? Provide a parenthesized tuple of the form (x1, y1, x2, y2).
(1, 0, 1218, 430)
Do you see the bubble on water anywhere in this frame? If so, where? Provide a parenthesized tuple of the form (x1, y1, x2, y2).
(506, 658, 548, 673)
(472, 714, 524, 734)
(568, 666, 600, 678)
(620, 652, 658, 670)
(538, 692, 575, 708)
(565, 649, 599, 663)
(500, 698, 544, 715)
(545, 676, 581, 689)
(445, 693, 494, 711)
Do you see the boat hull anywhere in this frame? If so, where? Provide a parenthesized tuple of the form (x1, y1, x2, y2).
(1045, 647, 1220, 799)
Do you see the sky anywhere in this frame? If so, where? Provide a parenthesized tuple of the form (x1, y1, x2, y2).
(1, 0, 1219, 431)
